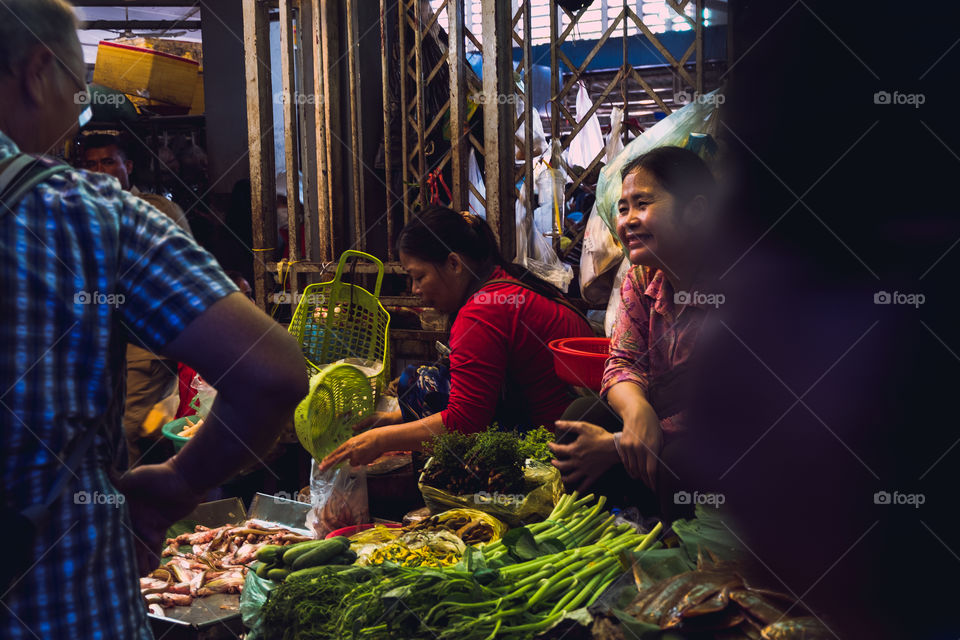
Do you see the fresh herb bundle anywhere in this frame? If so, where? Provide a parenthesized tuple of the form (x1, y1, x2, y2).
(422, 427, 556, 496)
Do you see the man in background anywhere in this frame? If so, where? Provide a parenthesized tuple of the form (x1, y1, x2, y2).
(0, 2, 307, 638)
(81, 133, 193, 466)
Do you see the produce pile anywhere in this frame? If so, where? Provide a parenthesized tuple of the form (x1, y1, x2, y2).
(142, 521, 311, 612)
(258, 492, 662, 639)
(421, 427, 555, 496)
(253, 536, 358, 582)
(404, 508, 504, 546)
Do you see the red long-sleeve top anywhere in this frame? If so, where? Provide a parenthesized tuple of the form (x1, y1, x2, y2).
(440, 267, 593, 434)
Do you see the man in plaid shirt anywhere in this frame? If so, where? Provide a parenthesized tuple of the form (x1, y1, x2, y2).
(0, 1, 308, 637)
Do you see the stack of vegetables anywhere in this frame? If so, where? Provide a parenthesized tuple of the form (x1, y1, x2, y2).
(258, 492, 662, 639)
(252, 536, 357, 582)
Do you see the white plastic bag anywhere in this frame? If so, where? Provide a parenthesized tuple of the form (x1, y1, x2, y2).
(515, 91, 547, 161)
(567, 82, 605, 169)
(605, 257, 631, 338)
(515, 180, 573, 293)
(580, 202, 623, 303)
(467, 148, 486, 219)
(606, 106, 625, 163)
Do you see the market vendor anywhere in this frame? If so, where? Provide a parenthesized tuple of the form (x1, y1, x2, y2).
(549, 146, 717, 515)
(319, 205, 592, 470)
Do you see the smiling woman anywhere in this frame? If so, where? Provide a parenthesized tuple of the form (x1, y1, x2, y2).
(550, 146, 719, 517)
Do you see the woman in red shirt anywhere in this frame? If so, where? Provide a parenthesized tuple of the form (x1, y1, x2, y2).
(319, 206, 592, 470)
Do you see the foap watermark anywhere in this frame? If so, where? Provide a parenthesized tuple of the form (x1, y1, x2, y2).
(873, 90, 925, 108)
(74, 491, 126, 507)
(473, 291, 526, 307)
(274, 91, 322, 106)
(675, 91, 725, 107)
(470, 91, 520, 105)
(674, 290, 725, 308)
(874, 490, 925, 509)
(74, 91, 127, 107)
(873, 290, 925, 308)
(475, 491, 524, 507)
(75, 290, 125, 308)
(271, 491, 300, 504)
(674, 490, 725, 507)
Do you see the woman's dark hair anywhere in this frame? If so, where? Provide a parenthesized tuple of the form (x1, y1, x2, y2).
(621, 146, 716, 209)
(397, 205, 568, 306)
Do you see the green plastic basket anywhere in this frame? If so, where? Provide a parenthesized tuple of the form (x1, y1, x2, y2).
(288, 250, 391, 398)
(294, 362, 376, 461)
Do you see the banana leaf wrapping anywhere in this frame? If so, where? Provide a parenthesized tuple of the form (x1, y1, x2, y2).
(418, 458, 562, 527)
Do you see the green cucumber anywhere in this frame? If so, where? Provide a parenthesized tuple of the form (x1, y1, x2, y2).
(328, 549, 358, 565)
(290, 538, 350, 570)
(256, 545, 283, 563)
(280, 540, 328, 566)
(255, 561, 274, 578)
(267, 567, 291, 581)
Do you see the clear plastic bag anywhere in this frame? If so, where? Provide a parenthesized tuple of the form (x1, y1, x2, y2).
(305, 460, 370, 538)
(605, 257, 631, 338)
(418, 458, 562, 527)
(580, 202, 623, 304)
(188, 374, 217, 417)
(467, 148, 486, 218)
(567, 82, 605, 169)
(515, 180, 574, 293)
(596, 90, 721, 234)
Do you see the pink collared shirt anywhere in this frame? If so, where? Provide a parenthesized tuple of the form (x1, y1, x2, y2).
(601, 266, 710, 435)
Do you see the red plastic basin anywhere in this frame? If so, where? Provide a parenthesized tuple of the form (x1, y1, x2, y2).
(548, 336, 611, 392)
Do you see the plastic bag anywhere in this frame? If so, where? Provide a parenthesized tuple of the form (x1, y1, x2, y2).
(515, 159, 574, 293)
(580, 202, 623, 304)
(418, 458, 563, 527)
(567, 82, 605, 169)
(596, 90, 721, 235)
(189, 374, 217, 417)
(239, 571, 275, 640)
(606, 106, 625, 163)
(605, 257, 631, 338)
(305, 459, 370, 538)
(467, 148, 486, 218)
(515, 92, 548, 161)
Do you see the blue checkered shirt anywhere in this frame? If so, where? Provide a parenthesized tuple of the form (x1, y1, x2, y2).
(0, 131, 238, 639)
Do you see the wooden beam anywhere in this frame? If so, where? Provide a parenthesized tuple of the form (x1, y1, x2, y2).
(242, 0, 276, 311)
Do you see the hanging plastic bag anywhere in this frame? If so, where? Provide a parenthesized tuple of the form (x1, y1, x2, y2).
(605, 257, 632, 338)
(305, 459, 370, 538)
(467, 148, 486, 219)
(515, 88, 548, 161)
(580, 107, 627, 302)
(567, 81, 605, 170)
(189, 374, 217, 418)
(596, 89, 722, 235)
(515, 178, 574, 292)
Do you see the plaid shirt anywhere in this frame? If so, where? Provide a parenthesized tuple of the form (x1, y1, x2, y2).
(0, 131, 237, 639)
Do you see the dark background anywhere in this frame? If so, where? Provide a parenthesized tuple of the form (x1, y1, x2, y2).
(684, 2, 959, 638)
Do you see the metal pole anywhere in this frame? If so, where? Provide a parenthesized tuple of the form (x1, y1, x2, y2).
(481, 0, 516, 260)
(448, 0, 468, 213)
(310, 0, 331, 262)
(398, 0, 411, 224)
(346, 0, 366, 250)
(381, 0, 395, 258)
(695, 0, 703, 94)
(320, 0, 343, 255)
(522, 0, 534, 252)
(414, 0, 427, 210)
(242, 0, 276, 310)
(280, 0, 301, 267)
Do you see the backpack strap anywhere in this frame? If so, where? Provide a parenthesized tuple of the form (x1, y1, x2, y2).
(0, 153, 70, 216)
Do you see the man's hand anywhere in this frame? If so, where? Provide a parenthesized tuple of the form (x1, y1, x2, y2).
(548, 421, 620, 493)
(116, 459, 205, 575)
(352, 409, 403, 432)
(619, 406, 663, 489)
(318, 429, 385, 472)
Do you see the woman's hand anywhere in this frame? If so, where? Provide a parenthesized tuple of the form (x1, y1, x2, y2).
(318, 429, 385, 472)
(352, 409, 403, 432)
(619, 405, 663, 490)
(548, 421, 620, 493)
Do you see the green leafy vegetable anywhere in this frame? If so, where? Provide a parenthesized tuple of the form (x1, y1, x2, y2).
(518, 426, 555, 464)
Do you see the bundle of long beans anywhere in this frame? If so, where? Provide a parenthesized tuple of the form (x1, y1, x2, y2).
(341, 492, 663, 639)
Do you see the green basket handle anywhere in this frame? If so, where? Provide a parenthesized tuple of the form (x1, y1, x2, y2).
(333, 250, 384, 298)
